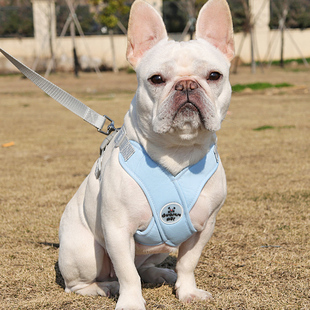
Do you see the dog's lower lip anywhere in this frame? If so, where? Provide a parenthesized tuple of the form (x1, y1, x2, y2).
(174, 102, 198, 116)
(173, 102, 204, 122)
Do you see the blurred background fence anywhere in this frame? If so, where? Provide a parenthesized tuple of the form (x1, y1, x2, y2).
(0, 0, 309, 73)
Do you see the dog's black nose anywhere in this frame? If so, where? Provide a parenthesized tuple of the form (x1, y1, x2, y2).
(175, 80, 199, 92)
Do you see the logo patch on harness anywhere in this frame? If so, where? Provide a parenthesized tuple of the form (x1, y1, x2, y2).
(160, 203, 183, 225)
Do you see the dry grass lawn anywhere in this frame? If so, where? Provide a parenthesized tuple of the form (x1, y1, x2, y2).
(0, 65, 309, 309)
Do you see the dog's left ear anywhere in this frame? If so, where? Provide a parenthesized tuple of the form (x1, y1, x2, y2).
(127, 0, 168, 68)
(196, 0, 234, 61)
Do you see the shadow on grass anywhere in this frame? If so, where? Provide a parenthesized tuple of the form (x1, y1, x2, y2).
(142, 255, 177, 290)
(39, 241, 59, 248)
(37, 242, 65, 290)
(54, 260, 66, 289)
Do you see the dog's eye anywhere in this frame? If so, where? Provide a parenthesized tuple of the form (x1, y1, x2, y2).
(149, 75, 165, 85)
(208, 72, 222, 81)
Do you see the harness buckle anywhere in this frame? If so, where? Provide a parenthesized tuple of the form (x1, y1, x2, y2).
(98, 115, 117, 135)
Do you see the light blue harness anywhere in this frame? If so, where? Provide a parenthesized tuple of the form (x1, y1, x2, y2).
(118, 139, 219, 247)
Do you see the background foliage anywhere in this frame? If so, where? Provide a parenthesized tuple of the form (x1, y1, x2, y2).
(0, 0, 310, 37)
(270, 0, 310, 29)
(56, 4, 100, 36)
(0, 5, 33, 37)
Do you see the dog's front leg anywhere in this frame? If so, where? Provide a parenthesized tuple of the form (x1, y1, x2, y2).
(175, 213, 218, 303)
(104, 225, 145, 310)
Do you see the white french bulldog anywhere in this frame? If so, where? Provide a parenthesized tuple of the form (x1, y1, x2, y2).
(58, 0, 234, 309)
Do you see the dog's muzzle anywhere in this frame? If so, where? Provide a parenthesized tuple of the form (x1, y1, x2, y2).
(173, 79, 204, 121)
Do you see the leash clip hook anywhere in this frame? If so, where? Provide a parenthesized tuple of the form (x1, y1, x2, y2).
(98, 115, 117, 135)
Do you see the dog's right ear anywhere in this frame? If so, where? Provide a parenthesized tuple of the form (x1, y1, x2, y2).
(126, 0, 168, 68)
(196, 0, 234, 61)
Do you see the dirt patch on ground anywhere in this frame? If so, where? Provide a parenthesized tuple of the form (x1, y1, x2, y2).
(0, 66, 309, 309)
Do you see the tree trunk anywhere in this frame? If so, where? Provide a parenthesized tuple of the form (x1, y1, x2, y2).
(250, 27, 256, 74)
(279, 3, 288, 68)
(70, 21, 79, 77)
(109, 29, 119, 73)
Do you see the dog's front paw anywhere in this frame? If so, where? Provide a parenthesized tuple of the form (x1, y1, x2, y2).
(176, 287, 213, 303)
(115, 293, 146, 310)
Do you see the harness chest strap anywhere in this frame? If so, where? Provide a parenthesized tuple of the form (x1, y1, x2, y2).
(114, 127, 220, 247)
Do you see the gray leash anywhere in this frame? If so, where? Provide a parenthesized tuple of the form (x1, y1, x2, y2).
(0, 48, 116, 135)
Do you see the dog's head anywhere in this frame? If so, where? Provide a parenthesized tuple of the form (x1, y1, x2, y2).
(126, 0, 234, 146)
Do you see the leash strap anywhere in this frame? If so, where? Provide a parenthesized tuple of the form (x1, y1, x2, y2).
(0, 48, 114, 135)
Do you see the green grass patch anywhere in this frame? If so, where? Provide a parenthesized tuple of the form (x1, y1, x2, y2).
(253, 125, 275, 131)
(126, 66, 136, 74)
(253, 125, 296, 131)
(267, 57, 310, 66)
(244, 57, 310, 66)
(232, 82, 292, 92)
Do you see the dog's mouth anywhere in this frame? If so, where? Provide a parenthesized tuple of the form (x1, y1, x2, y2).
(170, 97, 207, 132)
(173, 101, 203, 122)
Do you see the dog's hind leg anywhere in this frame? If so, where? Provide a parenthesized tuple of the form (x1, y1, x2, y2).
(59, 222, 119, 296)
(59, 226, 119, 297)
(59, 188, 118, 297)
(137, 253, 177, 284)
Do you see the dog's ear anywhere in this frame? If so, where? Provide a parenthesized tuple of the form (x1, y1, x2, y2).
(196, 0, 234, 61)
(126, 0, 168, 68)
